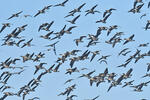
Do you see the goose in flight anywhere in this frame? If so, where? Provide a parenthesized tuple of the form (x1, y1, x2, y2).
(103, 8, 116, 17)
(96, 12, 112, 23)
(21, 38, 34, 48)
(0, 23, 11, 33)
(7, 11, 23, 20)
(123, 34, 135, 45)
(85, 4, 100, 16)
(54, 0, 69, 7)
(69, 3, 86, 14)
(67, 15, 80, 24)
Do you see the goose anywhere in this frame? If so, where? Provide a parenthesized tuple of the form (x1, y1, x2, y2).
(96, 12, 112, 23)
(103, 8, 116, 17)
(85, 4, 100, 16)
(107, 25, 118, 36)
(7, 11, 23, 20)
(54, 0, 69, 7)
(34, 9, 45, 17)
(0, 23, 11, 33)
(74, 36, 86, 46)
(123, 34, 135, 45)
(118, 48, 129, 56)
(122, 80, 134, 88)
(90, 51, 100, 62)
(69, 3, 86, 14)
(34, 63, 47, 75)
(21, 38, 34, 48)
(67, 15, 80, 24)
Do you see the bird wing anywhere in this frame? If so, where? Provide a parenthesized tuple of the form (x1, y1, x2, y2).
(126, 68, 133, 77)
(62, 0, 69, 5)
(72, 15, 80, 23)
(148, 2, 150, 8)
(103, 11, 107, 17)
(107, 84, 113, 92)
(34, 11, 40, 17)
(0, 26, 6, 33)
(91, 4, 98, 11)
(90, 54, 96, 62)
(78, 3, 86, 11)
(103, 12, 111, 22)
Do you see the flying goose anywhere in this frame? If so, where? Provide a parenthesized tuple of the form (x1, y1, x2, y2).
(7, 11, 23, 20)
(54, 0, 69, 7)
(123, 34, 135, 45)
(103, 8, 116, 17)
(0, 23, 11, 33)
(85, 4, 100, 16)
(67, 15, 80, 24)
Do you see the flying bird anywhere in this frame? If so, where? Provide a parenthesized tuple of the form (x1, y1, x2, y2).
(67, 15, 80, 24)
(85, 4, 100, 16)
(54, 0, 69, 7)
(123, 34, 135, 45)
(7, 11, 23, 20)
(0, 23, 11, 33)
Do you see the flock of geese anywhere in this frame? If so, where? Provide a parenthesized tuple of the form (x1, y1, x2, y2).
(0, 0, 150, 100)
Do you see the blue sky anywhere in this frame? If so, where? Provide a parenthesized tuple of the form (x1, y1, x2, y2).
(0, 0, 150, 100)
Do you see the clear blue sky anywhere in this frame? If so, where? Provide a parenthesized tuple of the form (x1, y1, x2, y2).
(0, 0, 150, 100)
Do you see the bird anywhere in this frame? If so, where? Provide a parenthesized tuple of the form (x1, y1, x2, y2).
(123, 68, 133, 79)
(96, 12, 112, 23)
(42, 21, 54, 31)
(118, 48, 129, 56)
(122, 51, 131, 56)
(23, 14, 32, 18)
(98, 55, 111, 64)
(34, 63, 47, 75)
(34, 9, 45, 17)
(90, 51, 100, 62)
(122, 80, 134, 88)
(15, 39, 25, 47)
(78, 70, 95, 79)
(85, 4, 100, 16)
(103, 8, 116, 17)
(64, 79, 74, 84)
(21, 38, 34, 48)
(40, 31, 53, 40)
(38, 23, 49, 32)
(53, 63, 62, 72)
(67, 15, 80, 24)
(74, 36, 86, 46)
(123, 34, 135, 45)
(7, 11, 23, 20)
(65, 26, 77, 34)
(107, 25, 118, 36)
(54, 0, 69, 7)
(65, 67, 79, 75)
(69, 3, 86, 14)
(0, 23, 11, 33)
(138, 43, 149, 47)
